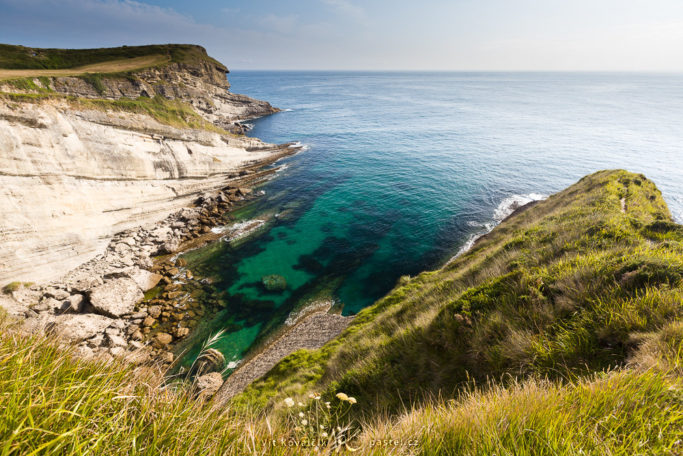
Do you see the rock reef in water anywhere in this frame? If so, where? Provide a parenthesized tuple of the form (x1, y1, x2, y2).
(261, 274, 288, 292)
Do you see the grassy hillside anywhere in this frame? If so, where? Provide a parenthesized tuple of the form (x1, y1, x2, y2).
(0, 43, 224, 71)
(0, 170, 680, 455)
(239, 170, 683, 414)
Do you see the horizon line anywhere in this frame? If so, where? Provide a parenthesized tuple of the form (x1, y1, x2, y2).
(229, 68, 683, 74)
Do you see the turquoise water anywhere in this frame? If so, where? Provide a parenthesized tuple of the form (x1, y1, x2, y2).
(182, 72, 683, 367)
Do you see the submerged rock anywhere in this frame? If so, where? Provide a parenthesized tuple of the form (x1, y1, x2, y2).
(261, 274, 287, 292)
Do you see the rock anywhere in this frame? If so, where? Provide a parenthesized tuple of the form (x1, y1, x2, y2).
(106, 333, 128, 347)
(89, 278, 143, 317)
(131, 330, 144, 341)
(237, 187, 252, 196)
(185, 269, 193, 280)
(175, 327, 190, 338)
(120, 237, 136, 247)
(175, 258, 188, 267)
(9, 286, 42, 306)
(148, 305, 162, 319)
(65, 272, 103, 293)
(143, 316, 156, 327)
(167, 267, 180, 277)
(51, 314, 116, 344)
(261, 274, 287, 292)
(160, 239, 180, 254)
(33, 297, 60, 313)
(44, 287, 70, 301)
(62, 294, 85, 313)
(0, 294, 29, 317)
(195, 372, 223, 398)
(194, 348, 225, 375)
(155, 332, 173, 346)
(161, 351, 175, 363)
(128, 269, 163, 292)
(109, 347, 126, 357)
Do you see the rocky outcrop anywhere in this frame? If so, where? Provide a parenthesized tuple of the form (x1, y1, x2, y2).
(0, 99, 288, 284)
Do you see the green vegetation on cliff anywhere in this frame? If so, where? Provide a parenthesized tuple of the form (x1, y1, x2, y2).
(0, 170, 681, 455)
(0, 43, 224, 71)
(240, 170, 682, 412)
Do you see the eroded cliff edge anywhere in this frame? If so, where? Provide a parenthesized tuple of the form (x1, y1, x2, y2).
(0, 44, 281, 284)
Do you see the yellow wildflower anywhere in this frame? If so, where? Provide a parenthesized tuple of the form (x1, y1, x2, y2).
(336, 392, 349, 401)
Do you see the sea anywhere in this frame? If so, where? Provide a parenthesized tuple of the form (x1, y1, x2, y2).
(178, 72, 683, 369)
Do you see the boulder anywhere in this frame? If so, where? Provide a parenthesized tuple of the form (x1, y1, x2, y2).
(160, 239, 180, 254)
(65, 271, 104, 293)
(148, 305, 161, 319)
(128, 269, 163, 292)
(106, 333, 128, 347)
(44, 287, 70, 301)
(89, 278, 144, 317)
(155, 332, 173, 346)
(194, 348, 225, 375)
(62, 294, 85, 313)
(51, 314, 116, 343)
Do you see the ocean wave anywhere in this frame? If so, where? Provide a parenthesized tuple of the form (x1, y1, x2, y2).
(282, 108, 293, 112)
(493, 193, 547, 222)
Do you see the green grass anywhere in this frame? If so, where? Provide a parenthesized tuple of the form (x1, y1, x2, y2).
(0, 43, 225, 71)
(238, 170, 683, 416)
(0, 91, 229, 134)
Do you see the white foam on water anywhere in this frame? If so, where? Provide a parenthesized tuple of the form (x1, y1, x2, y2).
(284, 299, 335, 326)
(227, 360, 240, 369)
(493, 193, 547, 222)
(448, 193, 547, 263)
(289, 141, 310, 152)
(219, 219, 266, 242)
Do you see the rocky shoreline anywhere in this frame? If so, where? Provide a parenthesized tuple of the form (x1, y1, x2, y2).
(2, 143, 300, 371)
(214, 305, 353, 405)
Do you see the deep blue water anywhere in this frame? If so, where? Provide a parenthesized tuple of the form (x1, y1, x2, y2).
(182, 72, 683, 367)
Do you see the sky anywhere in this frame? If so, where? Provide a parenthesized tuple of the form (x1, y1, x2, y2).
(1, 0, 683, 71)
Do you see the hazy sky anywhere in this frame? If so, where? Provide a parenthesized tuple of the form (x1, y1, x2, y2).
(1, 0, 682, 70)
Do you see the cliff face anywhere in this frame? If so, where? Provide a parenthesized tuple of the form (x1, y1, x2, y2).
(0, 51, 282, 284)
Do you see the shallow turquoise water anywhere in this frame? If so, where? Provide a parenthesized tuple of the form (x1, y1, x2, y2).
(181, 72, 683, 368)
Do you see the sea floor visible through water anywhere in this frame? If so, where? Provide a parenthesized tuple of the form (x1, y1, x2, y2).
(175, 71, 683, 371)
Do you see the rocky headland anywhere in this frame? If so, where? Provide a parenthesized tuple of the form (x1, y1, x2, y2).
(0, 44, 301, 377)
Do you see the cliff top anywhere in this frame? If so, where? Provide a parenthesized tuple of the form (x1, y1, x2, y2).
(0, 43, 226, 77)
(237, 169, 683, 416)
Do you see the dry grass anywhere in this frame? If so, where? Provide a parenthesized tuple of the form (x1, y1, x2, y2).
(0, 55, 170, 81)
